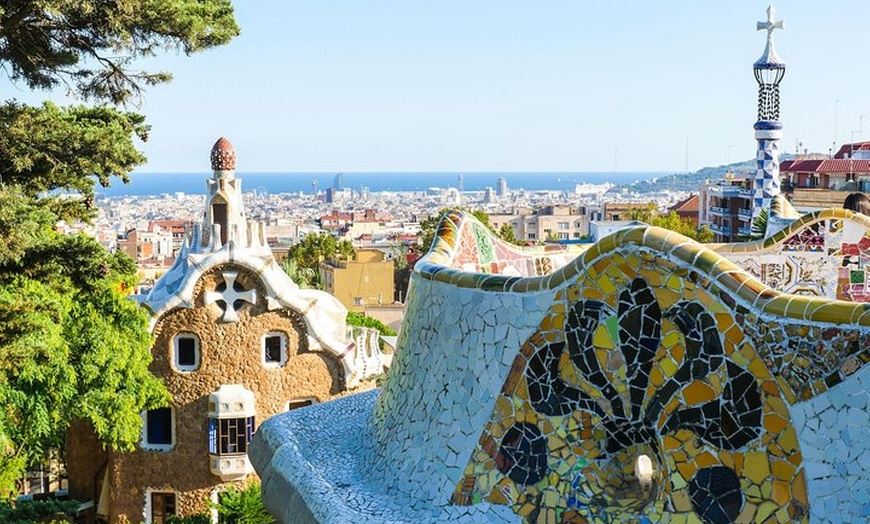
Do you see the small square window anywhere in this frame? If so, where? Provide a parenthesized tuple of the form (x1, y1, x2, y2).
(262, 332, 287, 367)
(173, 334, 200, 372)
(143, 407, 174, 450)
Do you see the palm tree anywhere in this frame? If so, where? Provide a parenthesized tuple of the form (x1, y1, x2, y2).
(280, 257, 317, 289)
(748, 208, 769, 240)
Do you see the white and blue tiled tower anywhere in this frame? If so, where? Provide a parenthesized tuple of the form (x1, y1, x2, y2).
(752, 6, 786, 221)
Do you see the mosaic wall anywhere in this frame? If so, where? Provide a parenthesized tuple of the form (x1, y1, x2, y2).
(252, 210, 870, 524)
(449, 215, 584, 278)
(714, 209, 870, 303)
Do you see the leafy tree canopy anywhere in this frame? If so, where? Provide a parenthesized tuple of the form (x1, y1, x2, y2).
(284, 233, 355, 290)
(0, 0, 240, 104)
(498, 223, 519, 245)
(0, 0, 238, 500)
(627, 204, 714, 243)
(0, 199, 169, 496)
(0, 498, 80, 524)
(0, 101, 148, 222)
(214, 482, 275, 524)
(0, 190, 168, 496)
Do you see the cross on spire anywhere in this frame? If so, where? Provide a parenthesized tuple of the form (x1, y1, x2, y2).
(204, 270, 257, 322)
(757, 5, 784, 47)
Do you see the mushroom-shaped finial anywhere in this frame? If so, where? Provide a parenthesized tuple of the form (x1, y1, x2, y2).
(210, 137, 236, 171)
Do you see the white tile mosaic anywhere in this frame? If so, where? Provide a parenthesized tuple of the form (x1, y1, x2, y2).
(251, 210, 870, 524)
(791, 364, 870, 523)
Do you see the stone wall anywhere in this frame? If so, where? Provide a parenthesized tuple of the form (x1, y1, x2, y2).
(70, 264, 346, 523)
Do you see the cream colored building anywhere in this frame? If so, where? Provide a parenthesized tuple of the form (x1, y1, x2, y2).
(489, 204, 592, 242)
(321, 249, 395, 313)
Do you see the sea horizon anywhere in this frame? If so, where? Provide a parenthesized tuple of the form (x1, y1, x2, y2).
(99, 171, 671, 197)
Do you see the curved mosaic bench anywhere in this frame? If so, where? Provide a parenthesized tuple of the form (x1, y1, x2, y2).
(251, 210, 870, 524)
(711, 208, 870, 302)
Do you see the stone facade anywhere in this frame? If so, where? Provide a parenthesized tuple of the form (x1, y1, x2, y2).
(96, 268, 343, 521)
(66, 138, 385, 523)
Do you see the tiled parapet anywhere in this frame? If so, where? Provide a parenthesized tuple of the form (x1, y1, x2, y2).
(712, 208, 870, 302)
(252, 210, 870, 524)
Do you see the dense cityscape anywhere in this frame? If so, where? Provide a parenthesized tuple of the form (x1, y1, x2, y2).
(2, 3, 870, 524)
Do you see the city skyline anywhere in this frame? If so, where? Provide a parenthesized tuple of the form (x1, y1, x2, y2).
(2, 2, 869, 173)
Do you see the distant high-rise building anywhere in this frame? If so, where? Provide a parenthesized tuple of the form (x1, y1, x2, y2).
(496, 177, 508, 197)
(333, 173, 345, 191)
(484, 187, 495, 203)
(457, 173, 464, 192)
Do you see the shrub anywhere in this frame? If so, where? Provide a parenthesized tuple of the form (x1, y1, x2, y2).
(346, 311, 396, 336)
(0, 499, 79, 524)
(214, 483, 274, 524)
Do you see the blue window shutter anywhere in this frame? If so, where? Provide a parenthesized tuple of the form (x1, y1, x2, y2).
(208, 418, 217, 454)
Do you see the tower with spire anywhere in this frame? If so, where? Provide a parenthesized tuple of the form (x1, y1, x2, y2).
(751, 5, 786, 221)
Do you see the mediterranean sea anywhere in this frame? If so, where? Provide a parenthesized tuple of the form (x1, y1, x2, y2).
(96, 171, 667, 197)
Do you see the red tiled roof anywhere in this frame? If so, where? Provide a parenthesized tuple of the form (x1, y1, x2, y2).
(781, 159, 870, 174)
(817, 159, 870, 173)
(669, 194, 699, 213)
(781, 159, 823, 172)
(834, 141, 870, 159)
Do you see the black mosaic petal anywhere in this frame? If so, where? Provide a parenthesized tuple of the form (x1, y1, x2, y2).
(526, 342, 603, 418)
(566, 300, 626, 419)
(617, 278, 661, 422)
(646, 302, 725, 425)
(689, 466, 744, 524)
(662, 363, 762, 450)
(496, 422, 549, 485)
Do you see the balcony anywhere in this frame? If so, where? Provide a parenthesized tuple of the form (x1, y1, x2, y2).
(739, 189, 754, 198)
(708, 186, 742, 197)
(709, 223, 732, 235)
(738, 226, 751, 236)
(738, 208, 752, 220)
(708, 206, 728, 217)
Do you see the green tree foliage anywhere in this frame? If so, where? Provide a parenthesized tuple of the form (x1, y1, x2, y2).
(498, 223, 519, 245)
(214, 483, 274, 524)
(284, 233, 355, 290)
(627, 204, 714, 243)
(0, 0, 240, 104)
(279, 257, 317, 289)
(0, 102, 149, 222)
(748, 208, 769, 241)
(168, 514, 213, 524)
(0, 207, 170, 495)
(0, 0, 238, 499)
(0, 224, 169, 498)
(0, 498, 79, 524)
(346, 311, 397, 337)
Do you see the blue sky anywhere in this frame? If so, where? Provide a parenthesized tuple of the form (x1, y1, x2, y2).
(2, 2, 869, 173)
